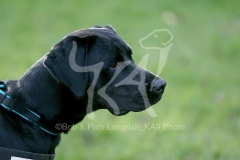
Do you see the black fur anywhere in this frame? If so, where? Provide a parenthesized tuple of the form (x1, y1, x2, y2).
(0, 26, 166, 154)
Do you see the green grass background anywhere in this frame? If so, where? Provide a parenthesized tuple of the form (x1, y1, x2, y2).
(0, 0, 239, 159)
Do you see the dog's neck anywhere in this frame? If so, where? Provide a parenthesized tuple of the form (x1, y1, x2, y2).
(17, 58, 88, 130)
(4, 57, 89, 153)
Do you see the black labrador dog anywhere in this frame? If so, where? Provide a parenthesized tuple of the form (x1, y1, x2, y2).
(0, 26, 166, 158)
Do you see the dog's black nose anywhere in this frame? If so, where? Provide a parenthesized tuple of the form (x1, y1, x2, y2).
(153, 79, 167, 92)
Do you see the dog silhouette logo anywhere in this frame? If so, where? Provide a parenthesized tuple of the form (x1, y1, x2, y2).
(138, 29, 174, 117)
(139, 28, 173, 79)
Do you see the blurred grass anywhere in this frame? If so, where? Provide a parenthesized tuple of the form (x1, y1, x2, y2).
(0, 0, 240, 159)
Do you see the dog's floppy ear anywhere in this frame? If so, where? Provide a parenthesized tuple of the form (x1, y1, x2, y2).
(44, 34, 94, 98)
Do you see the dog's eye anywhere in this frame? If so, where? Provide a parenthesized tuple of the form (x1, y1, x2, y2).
(109, 62, 117, 68)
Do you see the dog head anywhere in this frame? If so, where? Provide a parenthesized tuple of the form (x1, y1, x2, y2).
(44, 26, 166, 116)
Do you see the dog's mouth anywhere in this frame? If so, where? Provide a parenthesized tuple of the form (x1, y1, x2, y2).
(107, 90, 164, 116)
(130, 91, 163, 111)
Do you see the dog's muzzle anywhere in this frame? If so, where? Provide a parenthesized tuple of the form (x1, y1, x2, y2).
(110, 78, 167, 116)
